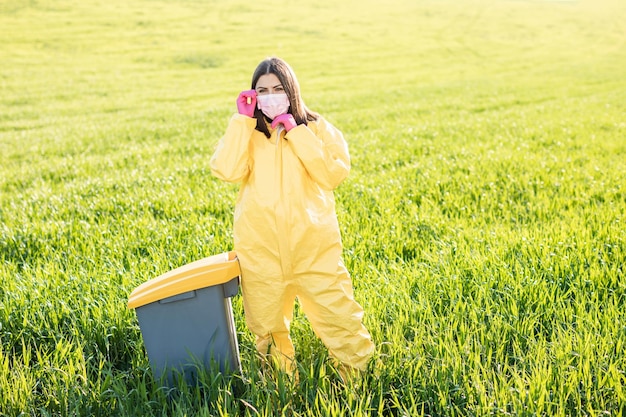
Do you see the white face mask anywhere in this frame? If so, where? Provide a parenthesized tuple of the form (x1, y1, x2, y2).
(257, 93, 290, 120)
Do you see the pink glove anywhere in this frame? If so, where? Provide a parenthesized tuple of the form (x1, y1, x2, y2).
(271, 113, 297, 132)
(237, 89, 257, 117)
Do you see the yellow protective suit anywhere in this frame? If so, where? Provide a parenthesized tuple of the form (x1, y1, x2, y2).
(210, 113, 374, 372)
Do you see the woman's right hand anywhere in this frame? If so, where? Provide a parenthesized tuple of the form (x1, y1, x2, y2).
(237, 89, 257, 117)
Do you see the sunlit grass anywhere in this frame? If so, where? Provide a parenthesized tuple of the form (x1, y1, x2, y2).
(1, 0, 625, 415)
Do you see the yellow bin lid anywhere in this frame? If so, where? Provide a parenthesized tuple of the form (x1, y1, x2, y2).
(128, 251, 240, 309)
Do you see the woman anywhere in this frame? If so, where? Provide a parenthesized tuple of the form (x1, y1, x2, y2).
(210, 57, 374, 380)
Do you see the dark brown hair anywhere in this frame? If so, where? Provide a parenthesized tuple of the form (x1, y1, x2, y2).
(251, 57, 319, 138)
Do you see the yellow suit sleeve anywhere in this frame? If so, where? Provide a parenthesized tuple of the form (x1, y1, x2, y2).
(210, 114, 257, 183)
(285, 118, 351, 190)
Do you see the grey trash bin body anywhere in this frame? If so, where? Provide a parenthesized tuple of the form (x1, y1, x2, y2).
(128, 251, 242, 386)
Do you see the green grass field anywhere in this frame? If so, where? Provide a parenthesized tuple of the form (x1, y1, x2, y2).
(1, 0, 625, 415)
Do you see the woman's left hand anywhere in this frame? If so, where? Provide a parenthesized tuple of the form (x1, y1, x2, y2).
(271, 114, 297, 132)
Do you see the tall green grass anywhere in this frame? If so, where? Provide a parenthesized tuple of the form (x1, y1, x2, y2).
(1, 0, 625, 415)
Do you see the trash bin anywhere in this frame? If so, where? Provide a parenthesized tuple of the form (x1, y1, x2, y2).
(128, 251, 242, 386)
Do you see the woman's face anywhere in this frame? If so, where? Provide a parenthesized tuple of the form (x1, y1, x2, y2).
(254, 73, 285, 96)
